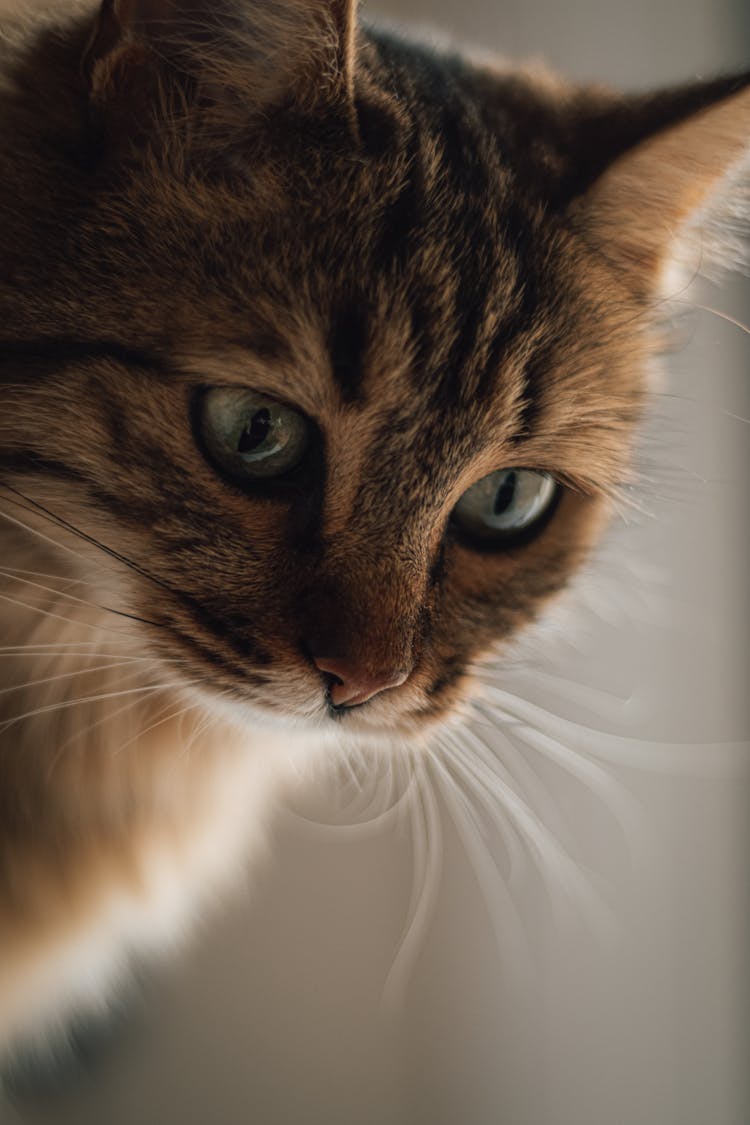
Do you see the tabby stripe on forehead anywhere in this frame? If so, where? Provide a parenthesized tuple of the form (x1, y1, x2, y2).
(328, 299, 369, 402)
(376, 121, 425, 273)
(476, 289, 544, 434)
(513, 356, 546, 439)
(426, 78, 503, 406)
(377, 169, 423, 272)
(468, 202, 544, 416)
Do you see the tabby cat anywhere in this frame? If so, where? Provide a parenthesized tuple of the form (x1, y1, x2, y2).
(0, 0, 747, 1066)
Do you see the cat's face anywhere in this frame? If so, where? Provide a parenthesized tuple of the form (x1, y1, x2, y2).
(1, 2, 747, 742)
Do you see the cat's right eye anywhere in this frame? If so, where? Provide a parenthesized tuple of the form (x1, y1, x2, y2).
(198, 387, 310, 483)
(451, 469, 558, 546)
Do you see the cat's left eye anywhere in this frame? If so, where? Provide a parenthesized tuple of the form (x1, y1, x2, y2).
(452, 469, 558, 545)
(198, 387, 310, 483)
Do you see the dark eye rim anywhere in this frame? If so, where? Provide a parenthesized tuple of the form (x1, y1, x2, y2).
(189, 385, 322, 497)
(449, 471, 563, 554)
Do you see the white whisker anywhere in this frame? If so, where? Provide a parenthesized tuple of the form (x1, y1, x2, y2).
(179, 708, 220, 761)
(382, 753, 442, 1012)
(439, 732, 615, 940)
(0, 646, 139, 657)
(440, 725, 530, 888)
(721, 409, 750, 425)
(0, 659, 144, 697)
(478, 665, 639, 724)
(472, 701, 644, 854)
(113, 696, 204, 756)
(0, 565, 98, 586)
(477, 684, 750, 778)
(287, 751, 418, 840)
(43, 672, 173, 777)
(692, 302, 750, 337)
(0, 679, 200, 736)
(0, 590, 134, 640)
(429, 747, 533, 986)
(0, 503, 94, 563)
(0, 569, 128, 618)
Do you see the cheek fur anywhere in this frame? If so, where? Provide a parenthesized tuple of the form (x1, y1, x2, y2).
(125, 486, 605, 728)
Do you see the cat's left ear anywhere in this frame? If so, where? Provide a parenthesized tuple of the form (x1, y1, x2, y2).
(83, 0, 358, 127)
(567, 75, 750, 291)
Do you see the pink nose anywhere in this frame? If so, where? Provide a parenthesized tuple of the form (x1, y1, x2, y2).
(313, 656, 409, 709)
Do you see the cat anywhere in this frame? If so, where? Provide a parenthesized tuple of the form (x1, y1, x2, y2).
(0, 0, 747, 1073)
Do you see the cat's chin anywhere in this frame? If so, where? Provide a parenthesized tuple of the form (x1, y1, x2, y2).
(189, 680, 450, 753)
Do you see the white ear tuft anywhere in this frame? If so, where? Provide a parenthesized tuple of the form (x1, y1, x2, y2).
(662, 149, 750, 297)
(570, 81, 750, 296)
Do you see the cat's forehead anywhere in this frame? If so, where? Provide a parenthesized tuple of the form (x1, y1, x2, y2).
(126, 100, 560, 403)
(1, 25, 567, 366)
(0, 22, 650, 501)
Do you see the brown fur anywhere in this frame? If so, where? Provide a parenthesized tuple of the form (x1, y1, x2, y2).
(0, 0, 747, 1056)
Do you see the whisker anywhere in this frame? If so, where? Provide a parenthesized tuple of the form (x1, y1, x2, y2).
(0, 483, 175, 598)
(43, 668, 173, 778)
(0, 678, 201, 735)
(429, 746, 533, 985)
(112, 696, 205, 756)
(472, 701, 644, 853)
(692, 302, 750, 337)
(179, 707, 221, 762)
(0, 659, 145, 697)
(439, 733, 614, 938)
(382, 752, 442, 1012)
(0, 590, 139, 641)
(480, 666, 638, 723)
(440, 725, 530, 888)
(477, 684, 750, 778)
(721, 409, 750, 425)
(0, 588, 125, 632)
(0, 503, 92, 564)
(337, 750, 403, 824)
(470, 725, 568, 881)
(0, 569, 165, 631)
(286, 751, 418, 840)
(0, 566, 100, 586)
(0, 646, 140, 656)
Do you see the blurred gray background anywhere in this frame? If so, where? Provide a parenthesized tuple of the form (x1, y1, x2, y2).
(1, 1, 748, 1124)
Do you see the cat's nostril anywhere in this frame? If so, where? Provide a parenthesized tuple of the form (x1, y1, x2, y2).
(313, 656, 409, 709)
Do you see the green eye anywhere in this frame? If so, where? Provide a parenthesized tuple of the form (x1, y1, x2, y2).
(452, 469, 557, 544)
(199, 387, 309, 482)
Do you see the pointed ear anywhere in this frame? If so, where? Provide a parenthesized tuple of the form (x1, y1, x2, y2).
(83, 0, 359, 130)
(566, 74, 750, 291)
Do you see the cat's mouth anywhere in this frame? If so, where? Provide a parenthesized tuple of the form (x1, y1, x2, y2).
(188, 660, 469, 742)
(156, 612, 468, 734)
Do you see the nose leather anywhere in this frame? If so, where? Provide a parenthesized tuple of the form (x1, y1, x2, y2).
(313, 656, 409, 708)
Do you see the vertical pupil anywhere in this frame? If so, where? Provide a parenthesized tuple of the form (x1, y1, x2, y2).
(238, 408, 271, 453)
(493, 471, 516, 515)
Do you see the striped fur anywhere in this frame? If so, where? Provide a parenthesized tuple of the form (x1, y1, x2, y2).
(0, 0, 747, 1060)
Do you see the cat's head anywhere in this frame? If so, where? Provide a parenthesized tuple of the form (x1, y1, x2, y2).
(0, 0, 748, 742)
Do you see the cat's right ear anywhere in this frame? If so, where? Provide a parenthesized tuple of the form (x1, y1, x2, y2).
(82, 0, 359, 137)
(562, 74, 750, 293)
